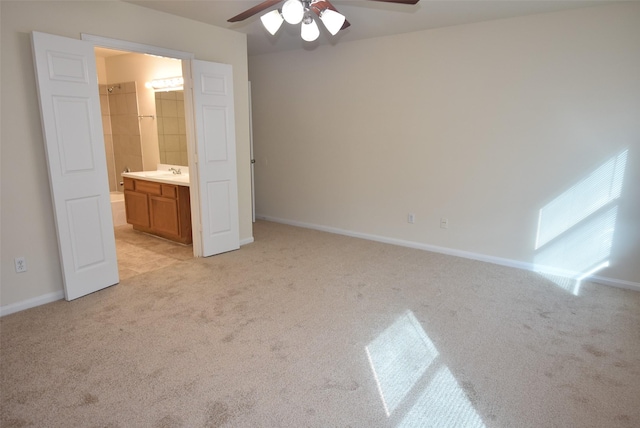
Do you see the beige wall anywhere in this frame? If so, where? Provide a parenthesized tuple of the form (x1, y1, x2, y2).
(0, 1, 252, 307)
(249, 3, 640, 286)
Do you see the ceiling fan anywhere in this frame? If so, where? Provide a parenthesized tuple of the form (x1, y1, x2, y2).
(228, 0, 420, 42)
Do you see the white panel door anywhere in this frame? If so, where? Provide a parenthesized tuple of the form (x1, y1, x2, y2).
(191, 60, 240, 256)
(32, 31, 118, 300)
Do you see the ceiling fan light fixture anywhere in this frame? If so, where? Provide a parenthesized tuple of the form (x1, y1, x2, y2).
(228, 0, 419, 45)
(319, 9, 345, 36)
(261, 9, 284, 35)
(282, 0, 304, 24)
(301, 14, 320, 42)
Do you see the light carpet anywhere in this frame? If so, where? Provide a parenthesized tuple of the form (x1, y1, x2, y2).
(1, 220, 639, 427)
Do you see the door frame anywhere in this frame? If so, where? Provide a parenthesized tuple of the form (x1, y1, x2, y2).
(248, 81, 256, 223)
(81, 34, 205, 256)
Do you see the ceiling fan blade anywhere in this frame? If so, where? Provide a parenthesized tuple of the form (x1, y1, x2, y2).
(367, 0, 420, 4)
(310, 0, 351, 30)
(228, 0, 282, 23)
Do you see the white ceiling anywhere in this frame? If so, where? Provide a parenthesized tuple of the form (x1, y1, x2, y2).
(126, 0, 617, 56)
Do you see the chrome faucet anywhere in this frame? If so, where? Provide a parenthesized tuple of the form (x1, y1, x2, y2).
(168, 167, 182, 175)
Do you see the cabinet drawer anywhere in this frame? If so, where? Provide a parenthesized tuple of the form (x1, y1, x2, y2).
(135, 180, 162, 195)
(123, 177, 135, 191)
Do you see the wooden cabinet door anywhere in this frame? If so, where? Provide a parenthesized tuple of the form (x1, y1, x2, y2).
(124, 190, 150, 228)
(149, 196, 180, 237)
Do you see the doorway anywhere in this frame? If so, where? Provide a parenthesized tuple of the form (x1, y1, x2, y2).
(94, 47, 193, 279)
(33, 31, 240, 300)
(95, 48, 187, 189)
(85, 33, 241, 260)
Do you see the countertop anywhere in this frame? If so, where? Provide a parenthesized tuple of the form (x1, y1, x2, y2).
(122, 170, 190, 187)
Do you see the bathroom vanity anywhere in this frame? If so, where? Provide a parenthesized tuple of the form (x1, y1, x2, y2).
(121, 170, 192, 244)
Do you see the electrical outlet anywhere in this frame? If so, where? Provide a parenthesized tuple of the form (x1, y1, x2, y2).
(408, 213, 415, 224)
(440, 218, 449, 229)
(15, 257, 27, 273)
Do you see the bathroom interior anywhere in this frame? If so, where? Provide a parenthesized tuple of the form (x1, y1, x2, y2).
(95, 48, 194, 278)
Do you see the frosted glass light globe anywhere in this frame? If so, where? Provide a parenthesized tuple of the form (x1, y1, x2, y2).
(320, 9, 345, 36)
(261, 10, 284, 35)
(301, 16, 320, 42)
(282, 0, 304, 25)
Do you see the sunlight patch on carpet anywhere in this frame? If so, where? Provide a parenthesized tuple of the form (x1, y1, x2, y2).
(366, 310, 485, 426)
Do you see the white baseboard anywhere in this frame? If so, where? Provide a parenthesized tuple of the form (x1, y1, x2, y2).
(587, 275, 640, 292)
(0, 290, 65, 317)
(240, 236, 254, 246)
(256, 215, 640, 293)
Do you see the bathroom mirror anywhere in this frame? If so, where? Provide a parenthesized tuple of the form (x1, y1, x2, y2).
(155, 90, 188, 166)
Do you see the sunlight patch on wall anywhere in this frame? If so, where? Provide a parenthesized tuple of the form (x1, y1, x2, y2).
(366, 310, 485, 426)
(535, 206, 616, 294)
(533, 150, 627, 295)
(535, 150, 627, 250)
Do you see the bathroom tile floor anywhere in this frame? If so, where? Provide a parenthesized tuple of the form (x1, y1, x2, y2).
(114, 225, 193, 280)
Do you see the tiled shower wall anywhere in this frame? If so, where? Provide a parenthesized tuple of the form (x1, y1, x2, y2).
(155, 91, 188, 166)
(99, 81, 143, 192)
